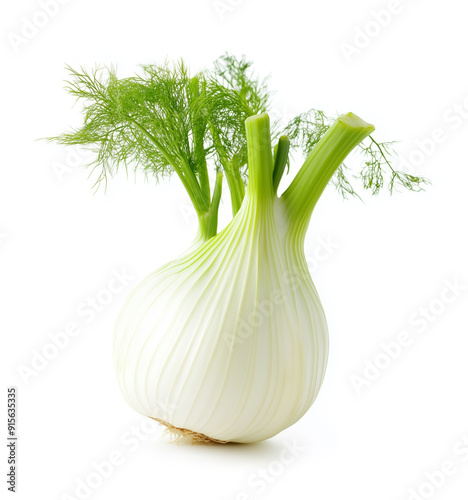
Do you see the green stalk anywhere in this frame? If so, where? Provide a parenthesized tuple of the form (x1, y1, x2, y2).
(272, 135, 290, 194)
(282, 112, 374, 239)
(245, 113, 274, 203)
(178, 156, 211, 213)
(209, 124, 245, 215)
(189, 76, 211, 206)
(196, 170, 223, 242)
(223, 161, 245, 215)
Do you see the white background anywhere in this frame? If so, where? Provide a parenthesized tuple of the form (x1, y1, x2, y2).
(2, 0, 468, 499)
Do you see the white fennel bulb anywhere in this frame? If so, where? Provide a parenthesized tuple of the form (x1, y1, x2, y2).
(113, 113, 374, 443)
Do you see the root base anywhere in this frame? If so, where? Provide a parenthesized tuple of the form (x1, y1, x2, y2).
(151, 417, 228, 444)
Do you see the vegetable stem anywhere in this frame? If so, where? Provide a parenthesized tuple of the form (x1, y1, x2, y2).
(245, 113, 274, 203)
(209, 124, 245, 216)
(272, 135, 290, 194)
(196, 170, 223, 242)
(223, 161, 245, 215)
(189, 76, 211, 206)
(282, 113, 374, 238)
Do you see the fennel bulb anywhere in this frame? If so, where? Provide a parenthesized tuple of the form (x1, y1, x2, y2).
(113, 113, 373, 443)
